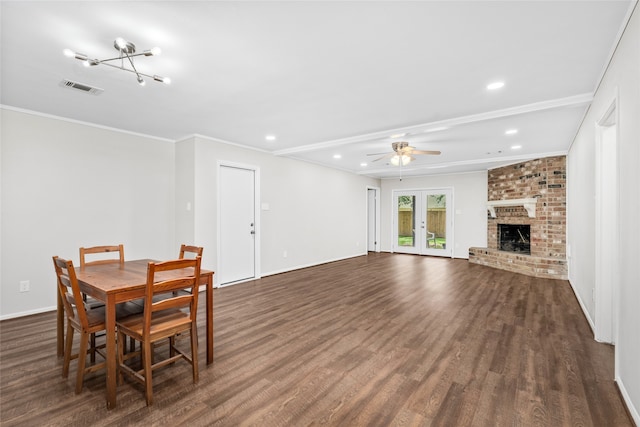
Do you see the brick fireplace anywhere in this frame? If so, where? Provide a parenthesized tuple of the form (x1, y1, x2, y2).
(469, 155, 568, 279)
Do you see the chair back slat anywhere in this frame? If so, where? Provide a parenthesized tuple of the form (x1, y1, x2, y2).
(179, 244, 203, 259)
(79, 244, 124, 267)
(53, 256, 89, 328)
(143, 257, 201, 336)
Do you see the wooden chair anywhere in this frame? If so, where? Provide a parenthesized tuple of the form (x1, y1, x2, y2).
(79, 244, 125, 267)
(117, 257, 201, 405)
(179, 244, 203, 259)
(78, 244, 126, 352)
(52, 256, 141, 394)
(175, 245, 203, 295)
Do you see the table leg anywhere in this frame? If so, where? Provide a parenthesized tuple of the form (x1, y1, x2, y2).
(105, 295, 117, 409)
(57, 288, 64, 357)
(206, 274, 214, 364)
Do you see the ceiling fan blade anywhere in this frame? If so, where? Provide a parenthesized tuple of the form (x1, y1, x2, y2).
(371, 153, 394, 162)
(367, 152, 391, 156)
(411, 150, 441, 155)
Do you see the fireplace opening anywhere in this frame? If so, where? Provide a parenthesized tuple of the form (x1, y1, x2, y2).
(498, 224, 530, 254)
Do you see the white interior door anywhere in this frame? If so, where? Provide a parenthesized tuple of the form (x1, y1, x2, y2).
(393, 189, 453, 257)
(219, 165, 257, 285)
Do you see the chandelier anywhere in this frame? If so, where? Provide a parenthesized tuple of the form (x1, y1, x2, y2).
(64, 37, 170, 86)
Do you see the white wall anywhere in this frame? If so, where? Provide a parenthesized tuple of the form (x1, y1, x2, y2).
(567, 5, 640, 422)
(379, 171, 488, 258)
(174, 135, 380, 278)
(174, 138, 196, 248)
(0, 108, 176, 318)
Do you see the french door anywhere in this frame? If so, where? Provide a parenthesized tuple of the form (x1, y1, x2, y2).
(393, 189, 453, 257)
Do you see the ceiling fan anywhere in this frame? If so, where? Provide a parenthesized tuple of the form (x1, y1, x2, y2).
(368, 141, 441, 166)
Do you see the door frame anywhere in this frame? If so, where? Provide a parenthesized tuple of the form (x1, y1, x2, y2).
(217, 161, 261, 286)
(367, 186, 381, 252)
(594, 95, 619, 347)
(391, 188, 454, 257)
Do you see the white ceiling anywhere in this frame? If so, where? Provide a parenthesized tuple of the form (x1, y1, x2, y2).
(1, 1, 635, 179)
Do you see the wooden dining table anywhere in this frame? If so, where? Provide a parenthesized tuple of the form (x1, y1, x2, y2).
(55, 259, 214, 409)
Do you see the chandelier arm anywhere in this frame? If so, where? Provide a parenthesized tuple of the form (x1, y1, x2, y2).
(92, 56, 129, 64)
(122, 52, 142, 80)
(97, 62, 155, 79)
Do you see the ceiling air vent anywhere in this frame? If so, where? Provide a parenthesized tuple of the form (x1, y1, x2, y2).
(59, 79, 104, 95)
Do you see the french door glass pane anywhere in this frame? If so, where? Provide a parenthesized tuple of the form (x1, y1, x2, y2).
(398, 195, 415, 247)
(426, 194, 446, 250)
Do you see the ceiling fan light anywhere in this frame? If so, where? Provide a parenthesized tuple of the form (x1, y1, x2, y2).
(390, 154, 411, 166)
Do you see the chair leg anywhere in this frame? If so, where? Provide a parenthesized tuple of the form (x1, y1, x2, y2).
(90, 333, 96, 363)
(190, 325, 199, 383)
(143, 340, 154, 406)
(75, 332, 89, 394)
(169, 336, 176, 359)
(62, 323, 74, 378)
(117, 330, 124, 385)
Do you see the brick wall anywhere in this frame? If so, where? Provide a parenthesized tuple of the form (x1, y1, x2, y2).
(470, 155, 567, 279)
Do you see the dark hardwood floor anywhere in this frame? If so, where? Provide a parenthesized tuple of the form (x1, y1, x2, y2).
(0, 253, 633, 426)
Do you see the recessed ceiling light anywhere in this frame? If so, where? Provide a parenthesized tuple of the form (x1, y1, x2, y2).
(505, 129, 518, 135)
(487, 81, 505, 90)
(511, 145, 522, 150)
(265, 135, 276, 141)
(333, 154, 342, 159)
(360, 162, 368, 167)
(390, 133, 406, 138)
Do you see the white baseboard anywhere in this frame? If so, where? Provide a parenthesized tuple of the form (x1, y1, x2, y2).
(0, 305, 56, 321)
(568, 278, 596, 335)
(616, 376, 640, 426)
(261, 252, 368, 278)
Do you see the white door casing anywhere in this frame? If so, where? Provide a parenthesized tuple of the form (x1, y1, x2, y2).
(594, 97, 619, 346)
(392, 188, 453, 257)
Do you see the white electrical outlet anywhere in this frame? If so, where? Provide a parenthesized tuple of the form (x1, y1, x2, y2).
(19, 280, 30, 292)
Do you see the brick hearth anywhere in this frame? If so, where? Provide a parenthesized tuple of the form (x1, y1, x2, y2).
(469, 155, 567, 279)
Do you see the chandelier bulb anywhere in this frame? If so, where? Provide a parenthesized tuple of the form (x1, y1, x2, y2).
(115, 37, 127, 49)
(153, 75, 171, 84)
(145, 47, 162, 56)
(63, 48, 74, 58)
(137, 76, 146, 86)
